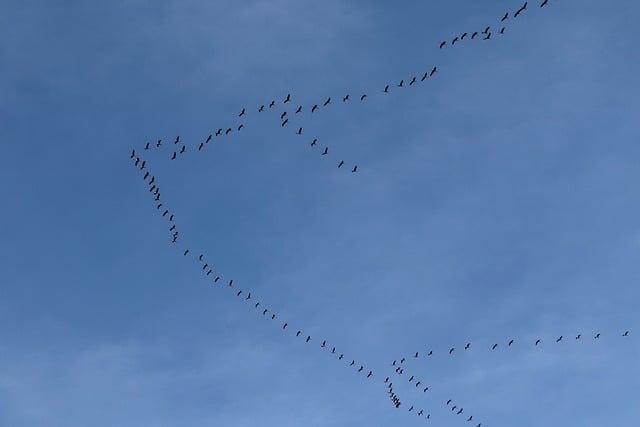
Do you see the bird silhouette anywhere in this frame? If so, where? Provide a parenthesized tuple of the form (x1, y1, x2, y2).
(183, 249, 189, 256)
(281, 119, 289, 127)
(484, 32, 492, 40)
(492, 343, 498, 350)
(500, 27, 506, 34)
(461, 32, 468, 40)
(162, 210, 168, 217)
(216, 129, 222, 136)
(323, 97, 331, 106)
(515, 1, 528, 17)
(467, 415, 473, 422)
(367, 371, 372, 378)
(439, 41, 446, 49)
(428, 350, 433, 356)
(451, 406, 457, 412)
(594, 333, 601, 339)
(452, 36, 459, 45)
(149, 176, 155, 185)
(205, 134, 212, 143)
(535, 339, 542, 346)
(156, 139, 162, 147)
(449, 347, 455, 354)
(311, 104, 318, 112)
(258, 105, 264, 112)
(483, 26, 491, 34)
(236, 290, 242, 296)
(576, 334, 582, 340)
(322, 147, 328, 155)
(180, 145, 186, 154)
(414, 352, 419, 358)
(540, 0, 549, 7)
(296, 127, 303, 135)
(623, 331, 630, 336)
(508, 339, 515, 346)
(398, 79, 404, 87)
(269, 100, 275, 108)
(262, 309, 268, 315)
(409, 376, 414, 382)
(284, 93, 291, 103)
(556, 336, 563, 343)
(295, 105, 302, 114)
(144, 142, 150, 150)
(446, 399, 452, 406)
(280, 111, 287, 120)
(134, 157, 140, 166)
(431, 66, 438, 76)
(465, 343, 471, 350)
(338, 160, 344, 168)
(457, 408, 463, 415)
(311, 139, 318, 146)
(225, 128, 232, 134)
(501, 12, 509, 21)
(471, 31, 479, 39)
(360, 94, 367, 101)
(283, 323, 288, 329)
(415, 381, 421, 387)
(198, 143, 204, 151)
(384, 84, 390, 93)
(343, 94, 350, 102)
(174, 136, 180, 144)
(271, 314, 276, 320)
(409, 76, 417, 85)
(144, 171, 149, 180)
(239, 108, 245, 117)
(352, 165, 358, 173)
(296, 331, 301, 337)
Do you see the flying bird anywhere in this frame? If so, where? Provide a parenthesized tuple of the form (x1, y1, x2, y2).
(205, 134, 212, 143)
(431, 66, 438, 76)
(468, 416, 473, 422)
(409, 376, 414, 382)
(515, 1, 528, 17)
(457, 408, 463, 415)
(180, 145, 186, 154)
(439, 41, 446, 49)
(225, 128, 232, 134)
(535, 339, 542, 346)
(322, 147, 328, 155)
(414, 352, 419, 358)
(556, 336, 563, 343)
(156, 139, 162, 147)
(295, 105, 302, 113)
(144, 142, 150, 150)
(452, 36, 459, 45)
(508, 339, 515, 346)
(134, 157, 140, 166)
(284, 93, 291, 103)
(258, 105, 264, 112)
(297, 127, 303, 135)
(449, 347, 455, 354)
(540, 0, 549, 6)
(311, 104, 318, 112)
(323, 97, 331, 106)
(409, 76, 417, 85)
(360, 94, 367, 100)
(623, 331, 630, 336)
(501, 12, 509, 21)
(471, 31, 479, 39)
(183, 249, 189, 256)
(238, 124, 244, 131)
(343, 95, 350, 102)
(483, 26, 491, 34)
(484, 32, 492, 40)
(384, 84, 390, 93)
(311, 139, 318, 146)
(262, 309, 267, 315)
(216, 129, 222, 136)
(576, 334, 582, 340)
(500, 27, 506, 34)
(492, 343, 498, 350)
(296, 331, 301, 337)
(397, 79, 404, 87)
(428, 350, 433, 356)
(352, 165, 358, 173)
(338, 160, 344, 168)
(283, 323, 288, 329)
(594, 333, 601, 339)
(239, 108, 245, 117)
(461, 32, 468, 40)
(444, 399, 451, 406)
(174, 136, 180, 144)
(198, 143, 204, 151)
(367, 371, 372, 378)
(281, 119, 289, 127)
(269, 100, 275, 108)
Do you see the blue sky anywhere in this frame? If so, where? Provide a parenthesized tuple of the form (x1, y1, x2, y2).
(1, 0, 639, 426)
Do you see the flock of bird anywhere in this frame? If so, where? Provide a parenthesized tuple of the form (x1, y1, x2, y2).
(124, 1, 632, 425)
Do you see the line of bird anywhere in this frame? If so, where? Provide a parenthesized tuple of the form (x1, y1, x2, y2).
(391, 330, 633, 368)
(438, 0, 549, 50)
(128, 150, 480, 425)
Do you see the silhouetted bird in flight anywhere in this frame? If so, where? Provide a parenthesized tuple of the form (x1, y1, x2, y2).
(311, 139, 317, 146)
(367, 371, 372, 378)
(343, 95, 350, 102)
(297, 127, 303, 135)
(271, 314, 276, 320)
(144, 171, 149, 180)
(216, 129, 222, 136)
(461, 32, 468, 40)
(431, 66, 438, 76)
(179, 146, 186, 154)
(484, 32, 492, 40)
(409, 76, 417, 85)
(623, 331, 630, 336)
(296, 331, 301, 337)
(305, 336, 311, 342)
(483, 26, 491, 34)
(492, 343, 498, 350)
(452, 36, 459, 46)
(269, 100, 275, 108)
(398, 79, 404, 87)
(183, 249, 189, 256)
(239, 108, 245, 117)
(535, 339, 542, 346)
(594, 333, 601, 339)
(446, 399, 452, 406)
(283, 323, 288, 329)
(144, 142, 150, 150)
(457, 408, 463, 415)
(225, 128, 232, 134)
(409, 376, 414, 382)
(174, 136, 180, 144)
(258, 105, 264, 112)
(556, 336, 563, 343)
(501, 12, 509, 21)
(206, 134, 212, 143)
(281, 119, 289, 127)
(134, 157, 140, 166)
(576, 334, 582, 340)
(284, 93, 291, 103)
(500, 27, 506, 34)
(198, 143, 204, 151)
(295, 105, 302, 113)
(414, 352, 419, 358)
(280, 112, 288, 121)
(508, 339, 515, 346)
(323, 97, 331, 106)
(471, 31, 479, 39)
(262, 309, 267, 315)
(449, 347, 455, 354)
(245, 293, 251, 300)
(311, 104, 318, 112)
(156, 139, 162, 147)
(540, 0, 549, 7)
(428, 350, 433, 356)
(338, 160, 344, 168)
(515, 2, 528, 17)
(360, 94, 367, 100)
(322, 147, 328, 155)
(465, 343, 471, 350)
(467, 415, 473, 422)
(439, 41, 446, 49)
(384, 85, 390, 93)
(451, 406, 457, 412)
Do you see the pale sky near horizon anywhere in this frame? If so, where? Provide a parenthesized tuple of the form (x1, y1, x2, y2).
(1, 0, 639, 426)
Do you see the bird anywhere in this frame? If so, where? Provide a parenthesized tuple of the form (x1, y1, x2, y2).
(452, 36, 459, 45)
(451, 406, 457, 412)
(149, 176, 155, 185)
(169, 225, 175, 231)
(174, 136, 180, 144)
(409, 406, 413, 412)
(134, 157, 140, 166)
(535, 339, 542, 346)
(295, 105, 302, 114)
(140, 160, 146, 170)
(484, 32, 492, 40)
(198, 254, 204, 261)
(397, 79, 404, 87)
(415, 381, 421, 387)
(400, 358, 405, 364)
(439, 41, 446, 49)
(239, 108, 246, 117)
(492, 343, 498, 350)
(508, 339, 515, 346)
(258, 105, 265, 112)
(500, 27, 506, 34)
(238, 124, 244, 131)
(594, 333, 601, 339)
(202, 263, 207, 270)
(180, 145, 186, 154)
(311, 104, 318, 112)
(350, 360, 355, 366)
(465, 343, 471, 350)
(457, 408, 464, 415)
(414, 352, 419, 358)
(428, 350, 433, 356)
(471, 31, 479, 39)
(271, 314, 276, 320)
(228, 280, 234, 287)
(339, 354, 344, 360)
(269, 100, 275, 108)
(198, 143, 204, 151)
(322, 147, 328, 155)
(468, 416, 473, 422)
(446, 399, 452, 406)
(162, 210, 168, 217)
(483, 26, 491, 34)
(385, 377, 389, 383)
(431, 66, 438, 76)
(515, 1, 528, 17)
(254, 302, 260, 308)
(183, 249, 189, 256)
(358, 366, 364, 373)
(284, 93, 291, 103)
(225, 128, 232, 134)
(296, 127, 303, 135)
(236, 290, 242, 296)
(461, 32, 468, 40)
(409, 76, 417, 85)
(501, 12, 509, 21)
(216, 129, 222, 136)
(352, 165, 358, 173)
(556, 336, 563, 343)
(144, 142, 150, 150)
(423, 387, 428, 392)
(576, 334, 582, 340)
(206, 269, 212, 276)
(384, 84, 390, 93)
(367, 371, 372, 378)
(296, 331, 301, 337)
(262, 309, 267, 315)
(343, 95, 349, 102)
(283, 323, 288, 329)
(409, 376, 414, 382)
(205, 134, 212, 143)
(244, 292, 250, 300)
(214, 277, 220, 283)
(360, 94, 367, 101)
(311, 139, 318, 146)
(338, 160, 344, 168)
(540, 0, 549, 7)
(281, 119, 289, 127)
(323, 97, 331, 106)
(143, 171, 149, 180)
(418, 410, 423, 416)
(449, 347, 455, 354)
(156, 139, 162, 147)
(623, 331, 630, 336)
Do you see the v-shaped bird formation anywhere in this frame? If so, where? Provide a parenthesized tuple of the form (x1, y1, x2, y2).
(124, 1, 634, 425)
